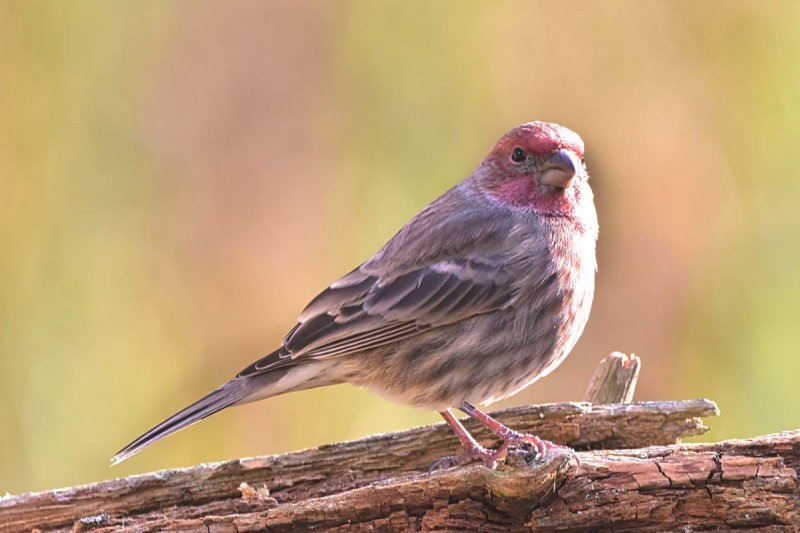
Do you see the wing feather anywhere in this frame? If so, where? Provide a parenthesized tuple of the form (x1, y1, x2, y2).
(237, 185, 524, 379)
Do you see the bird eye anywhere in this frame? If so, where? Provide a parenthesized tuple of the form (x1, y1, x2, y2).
(511, 147, 526, 163)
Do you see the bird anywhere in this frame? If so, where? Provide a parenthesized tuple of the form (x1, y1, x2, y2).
(112, 121, 598, 469)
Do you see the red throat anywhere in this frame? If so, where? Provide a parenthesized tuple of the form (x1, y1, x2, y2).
(489, 177, 584, 220)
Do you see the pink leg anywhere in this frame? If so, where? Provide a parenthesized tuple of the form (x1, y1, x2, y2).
(440, 410, 486, 456)
(459, 400, 579, 469)
(434, 410, 503, 470)
(459, 401, 551, 458)
(433, 405, 559, 471)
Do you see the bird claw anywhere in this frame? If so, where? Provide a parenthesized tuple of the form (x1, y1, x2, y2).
(428, 454, 472, 473)
(429, 433, 561, 473)
(503, 435, 581, 469)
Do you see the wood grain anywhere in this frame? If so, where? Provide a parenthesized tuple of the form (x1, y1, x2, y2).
(0, 399, 717, 532)
(583, 351, 641, 404)
(9, 429, 798, 532)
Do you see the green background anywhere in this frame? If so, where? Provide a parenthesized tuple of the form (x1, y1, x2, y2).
(2, 1, 799, 494)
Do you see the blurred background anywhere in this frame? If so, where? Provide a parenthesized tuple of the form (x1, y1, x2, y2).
(2, 0, 799, 495)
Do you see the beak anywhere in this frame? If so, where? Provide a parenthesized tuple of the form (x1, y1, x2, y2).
(539, 149, 577, 189)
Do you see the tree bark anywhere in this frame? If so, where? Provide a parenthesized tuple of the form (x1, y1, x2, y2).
(1, 399, 718, 533)
(7, 354, 772, 533)
(6, 429, 798, 532)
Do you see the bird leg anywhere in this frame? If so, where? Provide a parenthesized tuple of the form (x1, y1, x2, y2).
(459, 401, 551, 460)
(431, 404, 554, 471)
(430, 410, 495, 471)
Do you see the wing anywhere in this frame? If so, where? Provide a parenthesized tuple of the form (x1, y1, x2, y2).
(237, 184, 521, 378)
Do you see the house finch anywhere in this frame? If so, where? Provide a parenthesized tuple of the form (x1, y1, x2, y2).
(113, 121, 598, 469)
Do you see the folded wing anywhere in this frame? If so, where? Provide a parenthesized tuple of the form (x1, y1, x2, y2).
(237, 186, 521, 378)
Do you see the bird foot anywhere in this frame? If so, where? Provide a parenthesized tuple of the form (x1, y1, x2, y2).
(429, 433, 561, 473)
(428, 453, 475, 473)
(428, 444, 501, 472)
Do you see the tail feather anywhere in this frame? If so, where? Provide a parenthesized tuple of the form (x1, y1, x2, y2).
(111, 382, 246, 465)
(111, 358, 333, 465)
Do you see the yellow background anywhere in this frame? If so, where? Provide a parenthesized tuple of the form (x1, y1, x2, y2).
(2, 1, 799, 494)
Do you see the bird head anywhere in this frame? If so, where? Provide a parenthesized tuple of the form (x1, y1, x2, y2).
(476, 121, 593, 222)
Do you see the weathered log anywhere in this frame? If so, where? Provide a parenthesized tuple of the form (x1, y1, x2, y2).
(7, 429, 798, 532)
(1, 398, 716, 533)
(0, 354, 727, 532)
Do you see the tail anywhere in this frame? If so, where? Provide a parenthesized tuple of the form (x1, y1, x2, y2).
(112, 356, 336, 465)
(111, 380, 250, 465)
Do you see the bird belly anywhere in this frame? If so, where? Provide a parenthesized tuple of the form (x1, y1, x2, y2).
(339, 311, 562, 411)
(340, 261, 594, 411)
